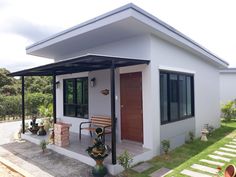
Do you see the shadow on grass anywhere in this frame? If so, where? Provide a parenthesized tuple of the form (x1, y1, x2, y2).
(128, 123, 236, 177)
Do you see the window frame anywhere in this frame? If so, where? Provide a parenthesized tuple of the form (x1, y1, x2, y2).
(63, 77, 88, 119)
(160, 70, 194, 125)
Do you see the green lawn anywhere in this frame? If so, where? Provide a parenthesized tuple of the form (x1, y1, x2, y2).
(126, 121, 236, 177)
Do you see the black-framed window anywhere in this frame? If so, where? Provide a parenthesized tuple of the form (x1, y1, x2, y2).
(63, 77, 88, 118)
(160, 71, 194, 124)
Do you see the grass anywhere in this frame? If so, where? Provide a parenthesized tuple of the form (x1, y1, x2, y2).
(126, 121, 236, 177)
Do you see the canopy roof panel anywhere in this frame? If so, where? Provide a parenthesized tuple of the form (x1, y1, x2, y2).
(9, 54, 150, 76)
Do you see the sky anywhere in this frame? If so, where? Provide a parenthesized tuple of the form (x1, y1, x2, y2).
(0, 0, 236, 72)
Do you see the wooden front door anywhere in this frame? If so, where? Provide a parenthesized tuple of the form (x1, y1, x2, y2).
(120, 72, 143, 143)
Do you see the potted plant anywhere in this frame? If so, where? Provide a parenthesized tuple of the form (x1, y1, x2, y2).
(86, 128, 110, 177)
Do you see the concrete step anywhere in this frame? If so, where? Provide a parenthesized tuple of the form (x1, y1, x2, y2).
(191, 164, 218, 174)
(200, 159, 225, 166)
(181, 169, 212, 177)
(214, 150, 236, 157)
(220, 147, 236, 153)
(225, 144, 236, 149)
(229, 141, 236, 145)
(208, 154, 231, 162)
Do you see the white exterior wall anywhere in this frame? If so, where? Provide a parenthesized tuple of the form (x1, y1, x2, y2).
(55, 35, 153, 149)
(55, 35, 150, 61)
(220, 73, 236, 104)
(150, 35, 220, 154)
(55, 33, 221, 156)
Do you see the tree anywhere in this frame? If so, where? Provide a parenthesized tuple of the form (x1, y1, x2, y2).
(0, 68, 19, 95)
(25, 76, 52, 94)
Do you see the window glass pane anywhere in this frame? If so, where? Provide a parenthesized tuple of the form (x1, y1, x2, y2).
(77, 80, 82, 104)
(170, 74, 178, 121)
(64, 78, 88, 118)
(65, 80, 74, 104)
(187, 76, 192, 115)
(160, 73, 168, 122)
(83, 79, 88, 104)
(179, 75, 187, 118)
(64, 105, 76, 117)
(77, 105, 88, 118)
(76, 78, 88, 118)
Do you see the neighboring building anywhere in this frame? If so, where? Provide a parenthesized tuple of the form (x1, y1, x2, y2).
(220, 68, 236, 104)
(10, 3, 228, 174)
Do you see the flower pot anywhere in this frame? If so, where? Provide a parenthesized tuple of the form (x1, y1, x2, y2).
(225, 164, 236, 177)
(92, 160, 107, 177)
(37, 125, 47, 136)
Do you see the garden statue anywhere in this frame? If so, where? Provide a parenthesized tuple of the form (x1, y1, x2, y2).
(29, 116, 40, 134)
(86, 128, 111, 177)
(37, 122, 47, 136)
(201, 128, 209, 141)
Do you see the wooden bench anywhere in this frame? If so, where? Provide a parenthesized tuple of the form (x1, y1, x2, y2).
(79, 116, 112, 141)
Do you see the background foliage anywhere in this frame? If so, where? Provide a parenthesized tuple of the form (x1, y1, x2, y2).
(0, 68, 53, 121)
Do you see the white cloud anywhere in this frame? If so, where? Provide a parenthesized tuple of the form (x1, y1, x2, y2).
(0, 0, 236, 72)
(0, 33, 52, 72)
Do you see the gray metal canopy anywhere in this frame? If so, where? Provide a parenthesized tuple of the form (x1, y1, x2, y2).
(9, 54, 150, 76)
(11, 54, 149, 165)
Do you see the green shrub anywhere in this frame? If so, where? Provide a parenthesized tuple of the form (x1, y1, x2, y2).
(0, 93, 52, 120)
(161, 139, 170, 155)
(189, 131, 194, 142)
(221, 101, 236, 121)
(38, 103, 53, 118)
(118, 150, 133, 175)
(40, 140, 48, 153)
(0, 95, 21, 120)
(25, 93, 52, 117)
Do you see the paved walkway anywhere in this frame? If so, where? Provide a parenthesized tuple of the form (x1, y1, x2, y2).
(180, 138, 236, 177)
(0, 121, 115, 177)
(0, 141, 93, 177)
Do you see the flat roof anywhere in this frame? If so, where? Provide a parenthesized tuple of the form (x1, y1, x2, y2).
(9, 54, 150, 76)
(25, 3, 228, 68)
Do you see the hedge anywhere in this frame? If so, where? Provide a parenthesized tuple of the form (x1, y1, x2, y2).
(0, 93, 52, 121)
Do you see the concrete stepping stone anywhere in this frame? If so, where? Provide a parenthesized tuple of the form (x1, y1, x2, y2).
(220, 147, 236, 153)
(229, 141, 236, 145)
(181, 169, 212, 177)
(149, 167, 172, 177)
(132, 162, 152, 173)
(225, 144, 236, 148)
(200, 159, 225, 166)
(214, 150, 236, 157)
(208, 154, 231, 162)
(191, 164, 218, 174)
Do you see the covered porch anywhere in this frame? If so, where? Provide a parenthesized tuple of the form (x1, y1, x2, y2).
(21, 131, 152, 174)
(9, 54, 150, 174)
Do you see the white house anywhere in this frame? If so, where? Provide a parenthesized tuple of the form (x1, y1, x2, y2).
(10, 3, 228, 175)
(220, 68, 236, 104)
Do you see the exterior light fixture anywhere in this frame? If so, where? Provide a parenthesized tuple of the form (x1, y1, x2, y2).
(55, 81, 60, 88)
(90, 77, 96, 87)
